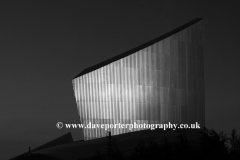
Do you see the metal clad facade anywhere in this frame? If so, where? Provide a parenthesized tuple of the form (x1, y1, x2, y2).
(73, 20, 204, 140)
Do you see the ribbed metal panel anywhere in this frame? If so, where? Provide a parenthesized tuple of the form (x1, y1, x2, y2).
(73, 20, 204, 140)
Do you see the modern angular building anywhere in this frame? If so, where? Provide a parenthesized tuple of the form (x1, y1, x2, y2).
(72, 18, 205, 140)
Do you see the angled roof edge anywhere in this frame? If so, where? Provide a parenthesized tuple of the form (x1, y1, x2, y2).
(73, 18, 203, 79)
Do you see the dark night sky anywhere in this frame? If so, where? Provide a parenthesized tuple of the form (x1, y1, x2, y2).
(1, 1, 240, 159)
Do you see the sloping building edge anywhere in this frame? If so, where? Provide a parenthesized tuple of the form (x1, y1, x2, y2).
(73, 18, 203, 79)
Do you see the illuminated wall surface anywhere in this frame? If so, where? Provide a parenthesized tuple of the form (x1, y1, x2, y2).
(72, 18, 205, 140)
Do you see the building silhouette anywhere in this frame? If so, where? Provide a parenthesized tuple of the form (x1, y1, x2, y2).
(72, 18, 205, 140)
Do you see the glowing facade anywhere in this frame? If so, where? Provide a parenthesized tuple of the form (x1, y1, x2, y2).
(72, 18, 205, 140)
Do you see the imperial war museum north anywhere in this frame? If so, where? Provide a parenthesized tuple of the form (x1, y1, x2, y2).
(72, 18, 205, 140)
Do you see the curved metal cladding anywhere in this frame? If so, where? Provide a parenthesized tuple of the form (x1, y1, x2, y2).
(72, 19, 205, 140)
